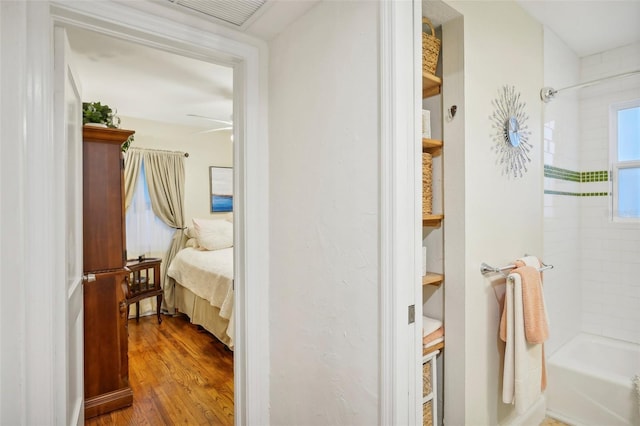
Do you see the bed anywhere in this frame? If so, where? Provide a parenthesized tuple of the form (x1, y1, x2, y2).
(167, 218, 234, 349)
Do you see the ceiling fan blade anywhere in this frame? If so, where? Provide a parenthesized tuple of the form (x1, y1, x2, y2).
(193, 126, 233, 135)
(186, 114, 233, 126)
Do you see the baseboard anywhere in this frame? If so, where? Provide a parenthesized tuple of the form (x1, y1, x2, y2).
(84, 387, 133, 419)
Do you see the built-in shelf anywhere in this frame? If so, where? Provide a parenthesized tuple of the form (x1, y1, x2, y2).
(422, 214, 444, 227)
(420, 30, 444, 425)
(422, 394, 435, 404)
(422, 138, 443, 152)
(423, 341, 444, 357)
(422, 272, 444, 286)
(422, 71, 442, 99)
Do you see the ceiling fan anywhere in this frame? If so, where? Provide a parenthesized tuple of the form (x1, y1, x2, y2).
(187, 113, 233, 134)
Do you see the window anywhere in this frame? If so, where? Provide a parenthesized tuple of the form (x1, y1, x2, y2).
(125, 161, 175, 258)
(611, 100, 640, 219)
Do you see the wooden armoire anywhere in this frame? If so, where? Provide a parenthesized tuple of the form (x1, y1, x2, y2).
(82, 126, 135, 418)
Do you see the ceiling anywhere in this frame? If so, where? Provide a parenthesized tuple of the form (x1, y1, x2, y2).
(515, 0, 640, 58)
(68, 0, 319, 130)
(69, 0, 640, 129)
(68, 26, 234, 130)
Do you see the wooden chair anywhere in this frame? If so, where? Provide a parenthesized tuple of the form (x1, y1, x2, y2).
(124, 257, 163, 324)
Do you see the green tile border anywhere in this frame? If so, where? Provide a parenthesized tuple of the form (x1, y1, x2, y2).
(581, 192, 609, 196)
(544, 165, 580, 182)
(544, 165, 610, 197)
(580, 170, 610, 182)
(544, 190, 609, 197)
(544, 190, 580, 196)
(543, 165, 609, 182)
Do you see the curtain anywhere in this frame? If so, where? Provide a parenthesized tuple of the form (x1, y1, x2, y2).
(124, 161, 175, 318)
(125, 162, 175, 257)
(123, 148, 143, 209)
(142, 150, 186, 314)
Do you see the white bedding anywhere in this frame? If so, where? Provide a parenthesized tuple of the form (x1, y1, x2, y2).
(167, 247, 234, 338)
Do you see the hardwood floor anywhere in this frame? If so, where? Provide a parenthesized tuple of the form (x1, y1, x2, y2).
(85, 314, 234, 425)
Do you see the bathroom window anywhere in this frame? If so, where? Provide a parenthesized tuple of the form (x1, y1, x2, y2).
(611, 99, 640, 220)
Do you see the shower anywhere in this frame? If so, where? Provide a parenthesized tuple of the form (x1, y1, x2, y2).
(542, 36, 640, 425)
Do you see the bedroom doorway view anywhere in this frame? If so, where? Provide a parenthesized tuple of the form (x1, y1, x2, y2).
(69, 26, 237, 425)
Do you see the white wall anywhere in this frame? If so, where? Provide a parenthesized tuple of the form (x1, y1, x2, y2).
(268, 1, 380, 424)
(578, 42, 640, 344)
(445, 1, 544, 424)
(119, 116, 233, 223)
(542, 28, 582, 356)
(441, 14, 466, 426)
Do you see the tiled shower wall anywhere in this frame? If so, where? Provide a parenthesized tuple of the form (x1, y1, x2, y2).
(544, 36, 640, 348)
(543, 29, 582, 355)
(578, 42, 640, 344)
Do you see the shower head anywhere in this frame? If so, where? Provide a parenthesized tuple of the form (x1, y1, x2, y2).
(540, 87, 557, 103)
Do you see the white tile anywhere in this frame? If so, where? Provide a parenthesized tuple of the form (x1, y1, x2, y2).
(544, 44, 640, 344)
(581, 316, 603, 335)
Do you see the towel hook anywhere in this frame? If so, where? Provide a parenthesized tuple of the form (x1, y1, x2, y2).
(446, 105, 457, 121)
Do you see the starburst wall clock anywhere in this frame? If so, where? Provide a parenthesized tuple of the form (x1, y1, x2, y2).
(489, 85, 532, 178)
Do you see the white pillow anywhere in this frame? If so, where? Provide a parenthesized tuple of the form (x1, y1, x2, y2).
(185, 238, 199, 248)
(192, 218, 233, 251)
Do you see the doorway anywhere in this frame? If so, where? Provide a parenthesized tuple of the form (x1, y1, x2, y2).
(68, 25, 235, 422)
(50, 2, 269, 424)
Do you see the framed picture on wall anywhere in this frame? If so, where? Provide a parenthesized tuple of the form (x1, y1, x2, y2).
(209, 166, 233, 212)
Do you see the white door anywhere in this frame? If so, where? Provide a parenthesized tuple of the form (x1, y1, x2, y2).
(53, 26, 85, 425)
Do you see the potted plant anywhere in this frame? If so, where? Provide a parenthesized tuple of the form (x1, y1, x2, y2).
(82, 101, 134, 152)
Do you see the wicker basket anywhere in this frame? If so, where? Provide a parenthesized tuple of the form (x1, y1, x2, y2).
(422, 361, 432, 397)
(423, 400, 433, 426)
(422, 17, 441, 75)
(422, 153, 433, 215)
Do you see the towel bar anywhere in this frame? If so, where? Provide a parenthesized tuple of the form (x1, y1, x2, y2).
(480, 261, 553, 275)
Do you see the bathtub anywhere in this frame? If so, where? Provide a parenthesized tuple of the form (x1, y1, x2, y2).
(546, 333, 640, 426)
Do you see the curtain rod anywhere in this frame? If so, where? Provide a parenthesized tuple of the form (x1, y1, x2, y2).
(540, 69, 640, 103)
(128, 147, 189, 157)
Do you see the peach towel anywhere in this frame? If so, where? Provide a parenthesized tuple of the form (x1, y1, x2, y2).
(423, 326, 444, 346)
(499, 261, 549, 345)
(513, 261, 548, 343)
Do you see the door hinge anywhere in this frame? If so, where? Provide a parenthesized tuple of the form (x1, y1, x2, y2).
(408, 305, 415, 324)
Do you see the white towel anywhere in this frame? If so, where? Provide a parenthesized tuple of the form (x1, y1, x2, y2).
(518, 256, 539, 268)
(502, 270, 545, 414)
(502, 275, 515, 404)
(423, 315, 442, 336)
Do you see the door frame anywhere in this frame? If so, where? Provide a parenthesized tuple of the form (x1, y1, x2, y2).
(7, 1, 269, 424)
(379, 0, 422, 424)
